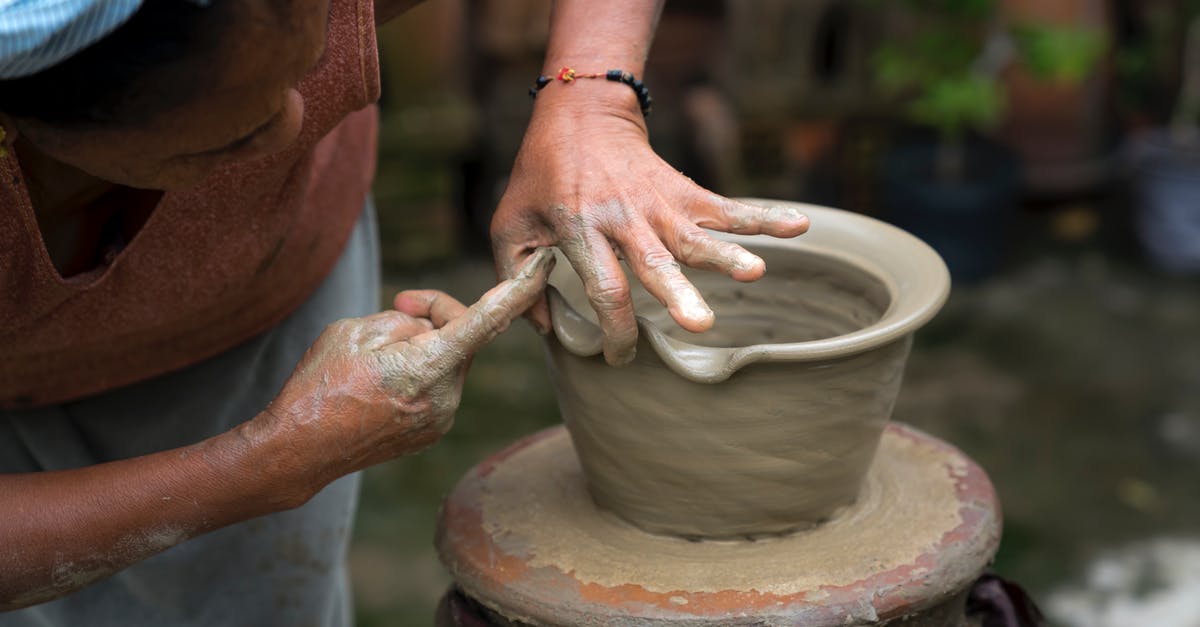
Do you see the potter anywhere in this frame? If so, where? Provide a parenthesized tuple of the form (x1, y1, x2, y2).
(545, 200, 951, 538)
(0, 1, 809, 623)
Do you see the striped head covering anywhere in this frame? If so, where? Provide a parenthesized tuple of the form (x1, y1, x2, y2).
(0, 0, 208, 79)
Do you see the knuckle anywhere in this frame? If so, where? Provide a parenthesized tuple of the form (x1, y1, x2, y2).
(472, 306, 507, 332)
(676, 227, 711, 259)
(720, 201, 761, 229)
(711, 239, 741, 257)
(374, 352, 424, 394)
(324, 317, 368, 346)
(587, 279, 633, 313)
(641, 249, 682, 275)
(420, 336, 465, 368)
(394, 395, 434, 416)
(327, 317, 355, 334)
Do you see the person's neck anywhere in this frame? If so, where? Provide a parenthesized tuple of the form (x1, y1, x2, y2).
(16, 136, 117, 221)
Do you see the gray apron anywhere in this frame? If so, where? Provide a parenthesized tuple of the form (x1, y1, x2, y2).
(0, 201, 380, 627)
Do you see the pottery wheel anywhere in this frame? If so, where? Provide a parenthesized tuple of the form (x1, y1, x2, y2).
(436, 424, 1001, 626)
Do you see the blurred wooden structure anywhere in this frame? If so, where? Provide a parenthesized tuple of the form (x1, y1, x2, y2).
(369, 0, 1200, 268)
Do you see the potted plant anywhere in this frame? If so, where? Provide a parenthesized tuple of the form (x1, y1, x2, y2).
(1126, 8, 1200, 274)
(870, 0, 1104, 280)
(999, 0, 1113, 195)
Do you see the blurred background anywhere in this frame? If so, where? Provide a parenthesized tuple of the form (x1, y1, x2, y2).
(353, 1, 1200, 625)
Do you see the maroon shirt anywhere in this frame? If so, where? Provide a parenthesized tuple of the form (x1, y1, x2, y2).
(0, 0, 380, 408)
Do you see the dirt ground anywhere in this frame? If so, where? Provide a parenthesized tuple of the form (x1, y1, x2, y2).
(348, 207, 1200, 626)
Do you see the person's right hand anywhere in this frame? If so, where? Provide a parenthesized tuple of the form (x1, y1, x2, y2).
(261, 248, 554, 500)
(0, 251, 554, 609)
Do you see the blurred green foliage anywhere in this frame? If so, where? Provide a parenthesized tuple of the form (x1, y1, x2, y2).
(870, 0, 1105, 143)
(875, 35, 1003, 138)
(1012, 23, 1107, 84)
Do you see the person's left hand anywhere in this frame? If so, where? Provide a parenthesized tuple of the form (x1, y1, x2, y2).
(491, 87, 809, 366)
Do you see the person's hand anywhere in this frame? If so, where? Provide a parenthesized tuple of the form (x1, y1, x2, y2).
(491, 87, 809, 366)
(261, 249, 554, 496)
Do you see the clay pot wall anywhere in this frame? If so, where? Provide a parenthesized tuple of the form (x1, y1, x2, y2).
(542, 202, 950, 539)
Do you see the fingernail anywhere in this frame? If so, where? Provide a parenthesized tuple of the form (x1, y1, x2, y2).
(611, 346, 636, 366)
(518, 248, 556, 278)
(678, 291, 714, 324)
(736, 250, 763, 272)
(766, 206, 804, 223)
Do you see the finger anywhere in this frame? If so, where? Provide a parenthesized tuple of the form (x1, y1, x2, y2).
(394, 290, 468, 329)
(658, 213, 766, 282)
(560, 232, 639, 365)
(355, 310, 433, 350)
(495, 242, 553, 335)
(615, 218, 715, 332)
(403, 248, 556, 377)
(687, 193, 810, 238)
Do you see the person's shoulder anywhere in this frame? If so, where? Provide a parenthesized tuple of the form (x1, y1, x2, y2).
(299, 0, 380, 106)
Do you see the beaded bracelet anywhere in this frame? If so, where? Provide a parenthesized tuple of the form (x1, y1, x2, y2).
(528, 67, 653, 117)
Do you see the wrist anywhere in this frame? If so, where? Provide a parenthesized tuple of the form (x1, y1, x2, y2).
(217, 409, 321, 512)
(530, 72, 647, 132)
(542, 54, 645, 79)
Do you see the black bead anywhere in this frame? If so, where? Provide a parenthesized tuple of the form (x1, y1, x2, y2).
(621, 71, 635, 85)
(606, 69, 622, 81)
(535, 75, 550, 88)
(632, 79, 644, 91)
(638, 86, 650, 99)
(529, 87, 538, 98)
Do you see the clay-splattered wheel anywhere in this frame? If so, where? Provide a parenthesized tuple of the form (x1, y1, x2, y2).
(436, 424, 1001, 627)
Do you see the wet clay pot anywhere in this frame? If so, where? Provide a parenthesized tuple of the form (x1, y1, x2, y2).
(543, 200, 950, 539)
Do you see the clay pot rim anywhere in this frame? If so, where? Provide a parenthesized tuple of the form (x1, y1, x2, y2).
(548, 200, 950, 383)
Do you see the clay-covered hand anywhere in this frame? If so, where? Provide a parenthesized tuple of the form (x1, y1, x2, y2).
(262, 249, 554, 495)
(491, 93, 809, 366)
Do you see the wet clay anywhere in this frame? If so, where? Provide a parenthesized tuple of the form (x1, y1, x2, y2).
(544, 201, 950, 538)
(436, 425, 1002, 626)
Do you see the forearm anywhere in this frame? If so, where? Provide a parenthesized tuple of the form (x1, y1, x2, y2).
(545, 0, 664, 73)
(0, 411, 303, 611)
(531, 1, 665, 122)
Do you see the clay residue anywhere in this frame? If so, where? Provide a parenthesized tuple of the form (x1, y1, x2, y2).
(479, 428, 967, 595)
(5, 524, 190, 610)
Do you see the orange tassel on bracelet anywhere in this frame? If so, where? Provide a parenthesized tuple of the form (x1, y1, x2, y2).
(529, 67, 653, 116)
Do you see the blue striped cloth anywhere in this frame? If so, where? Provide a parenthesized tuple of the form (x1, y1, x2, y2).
(0, 0, 142, 78)
(0, 0, 214, 79)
